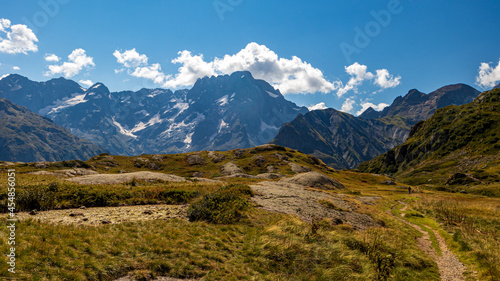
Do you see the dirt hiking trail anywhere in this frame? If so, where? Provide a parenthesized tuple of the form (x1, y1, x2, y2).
(396, 201, 472, 281)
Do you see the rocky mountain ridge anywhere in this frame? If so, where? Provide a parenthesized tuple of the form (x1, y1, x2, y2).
(0, 72, 307, 155)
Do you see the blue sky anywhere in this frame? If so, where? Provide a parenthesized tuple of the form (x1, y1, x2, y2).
(1, 0, 500, 115)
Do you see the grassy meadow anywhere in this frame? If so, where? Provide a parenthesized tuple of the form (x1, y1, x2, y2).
(0, 147, 498, 280)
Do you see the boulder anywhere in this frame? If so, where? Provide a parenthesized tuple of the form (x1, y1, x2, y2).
(289, 162, 312, 173)
(186, 154, 205, 166)
(221, 162, 243, 176)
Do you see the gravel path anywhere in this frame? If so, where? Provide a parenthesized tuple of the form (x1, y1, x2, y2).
(396, 201, 469, 281)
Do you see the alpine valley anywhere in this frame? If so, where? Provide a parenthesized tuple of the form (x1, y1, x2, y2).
(272, 84, 480, 169)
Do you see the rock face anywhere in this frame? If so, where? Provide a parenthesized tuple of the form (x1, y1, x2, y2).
(0, 72, 307, 156)
(0, 97, 106, 162)
(358, 88, 500, 185)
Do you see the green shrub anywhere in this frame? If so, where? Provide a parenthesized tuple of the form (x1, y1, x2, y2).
(187, 184, 253, 224)
(17, 185, 56, 211)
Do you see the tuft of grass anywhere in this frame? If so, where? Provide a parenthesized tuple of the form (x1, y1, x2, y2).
(187, 184, 253, 224)
(318, 199, 348, 212)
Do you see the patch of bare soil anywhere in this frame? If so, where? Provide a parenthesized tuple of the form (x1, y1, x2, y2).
(250, 179, 379, 230)
(16, 204, 188, 225)
(67, 171, 187, 185)
(396, 201, 471, 281)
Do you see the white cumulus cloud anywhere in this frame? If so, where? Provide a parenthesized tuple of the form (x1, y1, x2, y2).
(114, 43, 340, 94)
(374, 69, 401, 89)
(131, 63, 168, 84)
(113, 48, 148, 68)
(44, 53, 60, 62)
(307, 102, 328, 111)
(12, 66, 20, 70)
(164, 50, 215, 88)
(114, 44, 401, 96)
(212, 43, 339, 94)
(340, 98, 356, 113)
(337, 63, 401, 97)
(356, 101, 390, 116)
(45, 48, 95, 78)
(476, 59, 500, 89)
(0, 18, 38, 54)
(79, 79, 94, 87)
(337, 63, 375, 97)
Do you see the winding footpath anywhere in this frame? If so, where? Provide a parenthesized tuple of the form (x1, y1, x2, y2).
(396, 201, 470, 281)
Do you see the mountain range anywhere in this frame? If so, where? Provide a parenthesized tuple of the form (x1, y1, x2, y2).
(358, 88, 500, 193)
(0, 97, 105, 162)
(0, 72, 307, 156)
(272, 84, 480, 169)
(0, 72, 485, 167)
(359, 84, 480, 124)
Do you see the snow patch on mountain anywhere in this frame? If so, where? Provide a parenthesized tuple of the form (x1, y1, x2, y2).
(120, 96, 131, 103)
(112, 117, 138, 139)
(42, 93, 88, 115)
(260, 120, 279, 131)
(160, 113, 205, 139)
(184, 132, 194, 148)
(266, 91, 279, 98)
(129, 114, 163, 133)
(135, 110, 149, 116)
(166, 102, 189, 122)
(148, 89, 165, 98)
(218, 119, 229, 133)
(217, 95, 229, 106)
